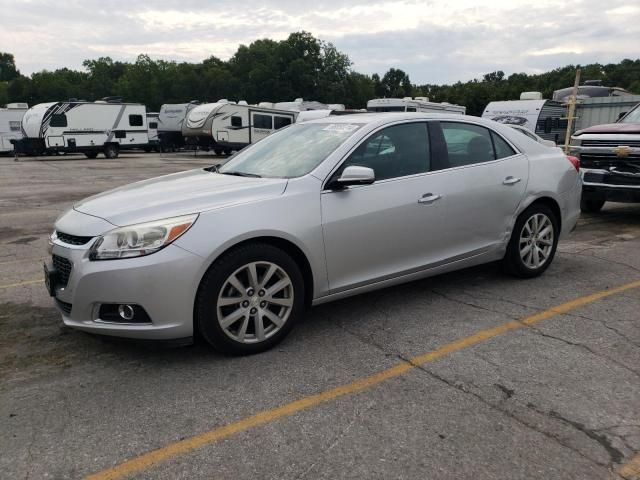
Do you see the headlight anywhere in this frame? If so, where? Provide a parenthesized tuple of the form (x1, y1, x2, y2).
(570, 136, 582, 147)
(89, 214, 198, 261)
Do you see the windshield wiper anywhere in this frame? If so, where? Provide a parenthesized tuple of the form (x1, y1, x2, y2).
(220, 170, 262, 178)
(204, 163, 221, 173)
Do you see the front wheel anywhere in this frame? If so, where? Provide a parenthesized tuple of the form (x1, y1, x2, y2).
(195, 243, 305, 355)
(104, 144, 119, 159)
(580, 195, 605, 213)
(503, 203, 559, 278)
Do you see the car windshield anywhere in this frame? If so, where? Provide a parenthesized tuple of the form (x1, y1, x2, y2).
(218, 123, 363, 178)
(620, 105, 640, 124)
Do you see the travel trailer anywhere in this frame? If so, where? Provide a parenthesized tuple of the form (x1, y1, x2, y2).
(0, 103, 28, 154)
(553, 80, 633, 102)
(182, 101, 296, 154)
(367, 97, 466, 115)
(482, 93, 567, 144)
(13, 100, 148, 158)
(145, 112, 160, 152)
(157, 101, 199, 151)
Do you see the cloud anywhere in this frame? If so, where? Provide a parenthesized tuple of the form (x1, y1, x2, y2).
(0, 0, 638, 84)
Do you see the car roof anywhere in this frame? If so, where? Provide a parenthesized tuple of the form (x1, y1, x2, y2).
(304, 112, 494, 128)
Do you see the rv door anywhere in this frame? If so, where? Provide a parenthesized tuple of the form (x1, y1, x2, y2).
(250, 112, 274, 143)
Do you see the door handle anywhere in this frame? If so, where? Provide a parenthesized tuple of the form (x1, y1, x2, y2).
(418, 193, 441, 204)
(503, 176, 521, 185)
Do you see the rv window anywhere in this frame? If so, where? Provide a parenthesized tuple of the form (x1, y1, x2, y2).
(149, 122, 158, 129)
(490, 132, 516, 159)
(274, 117, 292, 129)
(407, 107, 417, 112)
(440, 122, 496, 167)
(254, 114, 273, 129)
(50, 114, 68, 128)
(115, 130, 126, 139)
(9, 121, 21, 131)
(129, 114, 143, 127)
(231, 116, 242, 128)
(340, 122, 430, 181)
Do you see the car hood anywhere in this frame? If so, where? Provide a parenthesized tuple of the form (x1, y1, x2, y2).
(73, 168, 288, 226)
(575, 123, 640, 135)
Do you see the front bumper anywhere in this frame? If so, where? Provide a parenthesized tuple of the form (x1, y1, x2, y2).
(581, 168, 640, 203)
(48, 239, 204, 340)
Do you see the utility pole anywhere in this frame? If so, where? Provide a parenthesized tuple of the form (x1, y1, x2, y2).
(563, 68, 581, 154)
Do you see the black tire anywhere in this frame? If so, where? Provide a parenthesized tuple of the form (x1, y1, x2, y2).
(143, 146, 152, 153)
(104, 144, 119, 159)
(214, 148, 223, 156)
(195, 243, 305, 355)
(84, 151, 98, 159)
(580, 194, 605, 213)
(503, 203, 559, 278)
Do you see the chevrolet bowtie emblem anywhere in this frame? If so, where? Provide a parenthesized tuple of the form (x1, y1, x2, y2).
(613, 145, 632, 157)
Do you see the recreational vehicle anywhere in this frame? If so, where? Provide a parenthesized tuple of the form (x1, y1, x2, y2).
(367, 97, 466, 115)
(182, 101, 296, 154)
(482, 94, 567, 144)
(0, 103, 28, 154)
(145, 112, 160, 152)
(157, 102, 199, 151)
(13, 100, 148, 158)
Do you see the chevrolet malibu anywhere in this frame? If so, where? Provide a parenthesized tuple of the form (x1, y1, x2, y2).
(46, 113, 582, 354)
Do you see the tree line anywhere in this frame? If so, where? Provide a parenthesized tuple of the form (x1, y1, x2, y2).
(1, 32, 639, 116)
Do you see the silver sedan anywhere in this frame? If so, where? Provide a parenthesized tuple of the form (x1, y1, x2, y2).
(46, 113, 582, 354)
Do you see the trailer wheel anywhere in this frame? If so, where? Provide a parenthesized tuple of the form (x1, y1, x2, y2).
(104, 144, 119, 159)
(84, 151, 98, 159)
(214, 148, 223, 156)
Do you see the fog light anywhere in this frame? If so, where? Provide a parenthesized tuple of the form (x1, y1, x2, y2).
(118, 304, 135, 321)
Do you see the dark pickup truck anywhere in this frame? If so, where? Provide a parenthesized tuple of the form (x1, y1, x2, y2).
(571, 103, 640, 212)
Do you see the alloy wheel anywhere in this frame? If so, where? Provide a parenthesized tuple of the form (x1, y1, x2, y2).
(519, 213, 554, 269)
(216, 261, 294, 344)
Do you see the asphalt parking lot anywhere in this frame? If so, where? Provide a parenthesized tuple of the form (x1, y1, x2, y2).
(1, 152, 639, 480)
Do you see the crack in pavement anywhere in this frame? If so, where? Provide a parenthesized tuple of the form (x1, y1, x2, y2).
(398, 354, 610, 469)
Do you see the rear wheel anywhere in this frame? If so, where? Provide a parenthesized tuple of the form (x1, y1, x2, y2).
(580, 194, 605, 213)
(196, 243, 304, 355)
(503, 203, 559, 278)
(84, 151, 98, 159)
(104, 144, 119, 159)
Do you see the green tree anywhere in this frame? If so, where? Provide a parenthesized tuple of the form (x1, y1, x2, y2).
(0, 53, 19, 82)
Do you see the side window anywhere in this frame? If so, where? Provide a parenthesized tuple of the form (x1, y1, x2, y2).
(9, 121, 21, 131)
(129, 114, 143, 127)
(149, 122, 158, 129)
(341, 123, 430, 181)
(231, 116, 242, 128)
(274, 116, 292, 129)
(491, 131, 517, 159)
(407, 107, 417, 112)
(50, 114, 67, 127)
(254, 114, 273, 129)
(441, 122, 495, 167)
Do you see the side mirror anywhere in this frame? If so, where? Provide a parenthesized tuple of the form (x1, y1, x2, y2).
(334, 166, 375, 188)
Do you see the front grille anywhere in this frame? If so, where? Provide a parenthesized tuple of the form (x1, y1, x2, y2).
(57, 231, 93, 246)
(55, 299, 72, 315)
(52, 255, 72, 288)
(580, 153, 640, 169)
(581, 140, 640, 148)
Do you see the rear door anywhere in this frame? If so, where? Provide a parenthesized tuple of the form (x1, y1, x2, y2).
(428, 121, 528, 260)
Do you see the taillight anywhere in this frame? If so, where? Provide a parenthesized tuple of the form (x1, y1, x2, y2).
(567, 155, 580, 171)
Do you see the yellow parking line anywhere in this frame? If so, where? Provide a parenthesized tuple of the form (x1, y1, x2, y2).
(0, 279, 41, 290)
(86, 279, 640, 480)
(618, 452, 640, 479)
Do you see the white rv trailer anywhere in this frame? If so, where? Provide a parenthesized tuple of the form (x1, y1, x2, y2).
(0, 103, 28, 154)
(273, 98, 345, 112)
(367, 97, 466, 115)
(482, 95, 567, 144)
(157, 101, 199, 151)
(145, 112, 160, 152)
(15, 100, 148, 158)
(182, 101, 296, 154)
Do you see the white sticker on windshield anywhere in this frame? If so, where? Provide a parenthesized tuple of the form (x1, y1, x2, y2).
(322, 124, 360, 133)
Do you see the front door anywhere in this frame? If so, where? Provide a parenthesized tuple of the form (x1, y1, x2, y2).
(321, 122, 443, 293)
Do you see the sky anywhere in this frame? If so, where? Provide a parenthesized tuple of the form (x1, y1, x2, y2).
(1, 0, 639, 85)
